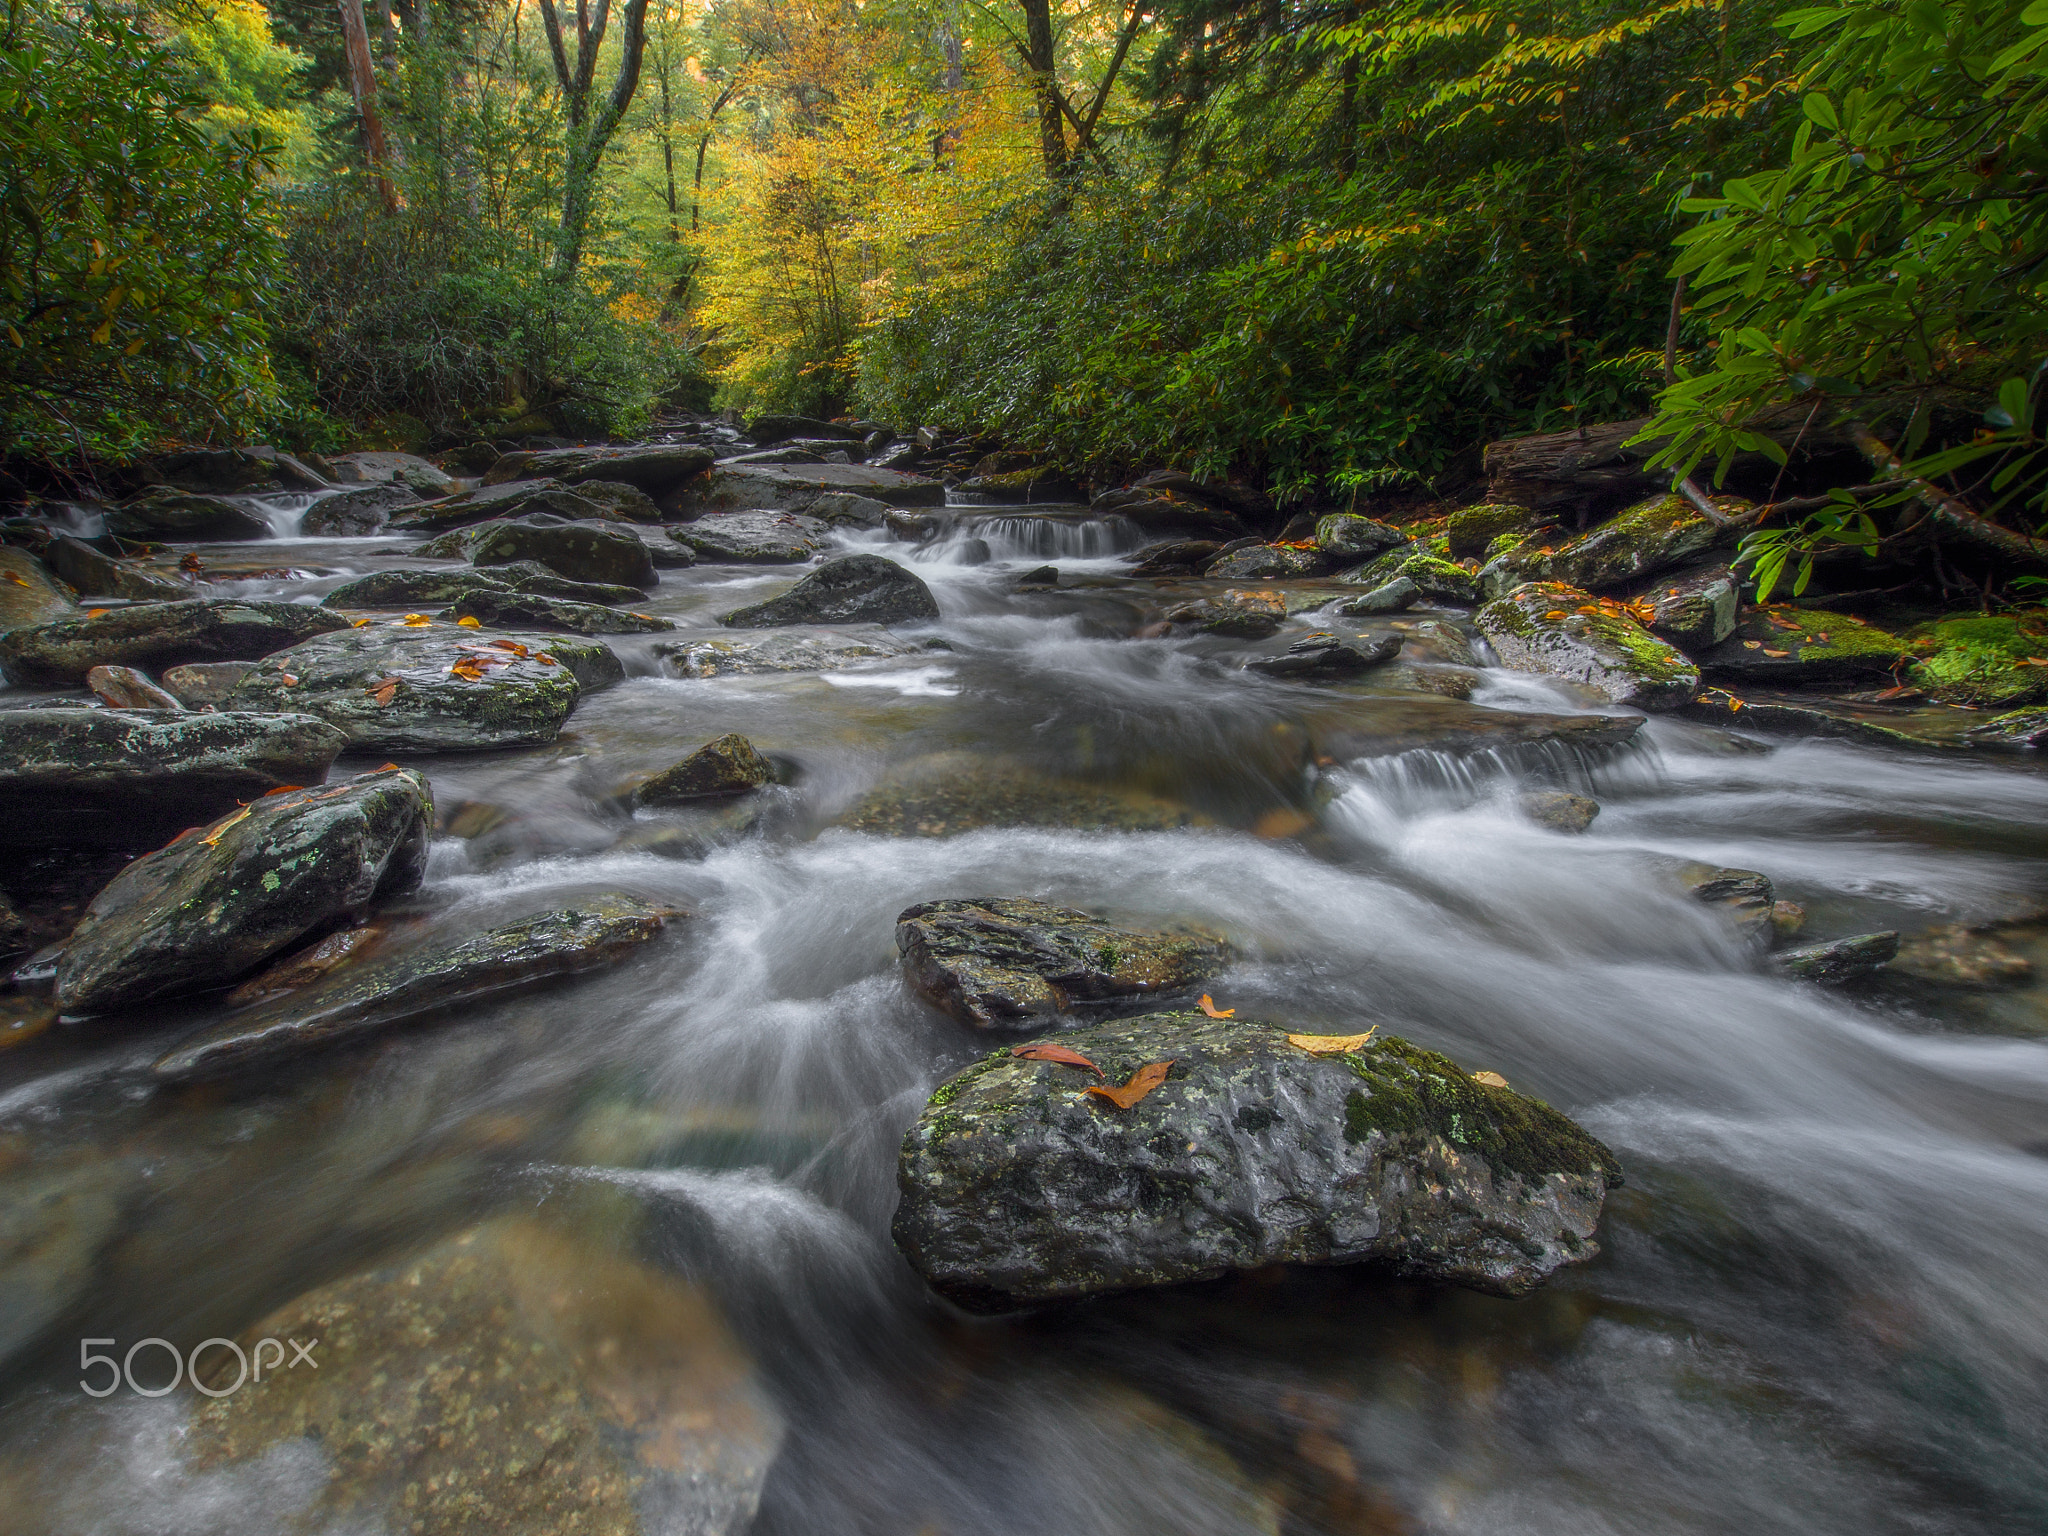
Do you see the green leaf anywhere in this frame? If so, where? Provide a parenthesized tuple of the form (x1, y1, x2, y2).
(1802, 94, 1839, 131)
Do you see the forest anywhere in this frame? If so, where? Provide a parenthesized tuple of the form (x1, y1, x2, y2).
(3, 0, 2047, 583)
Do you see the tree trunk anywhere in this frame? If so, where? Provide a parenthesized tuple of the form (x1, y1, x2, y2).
(336, 0, 400, 212)
(542, 0, 652, 277)
(1019, 0, 1067, 178)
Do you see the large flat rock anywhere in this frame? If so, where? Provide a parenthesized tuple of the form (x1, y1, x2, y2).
(1476, 581, 1699, 709)
(652, 625, 923, 677)
(0, 708, 346, 847)
(893, 1011, 1622, 1311)
(686, 462, 946, 513)
(482, 442, 717, 494)
(0, 548, 76, 630)
(0, 599, 351, 686)
(225, 624, 621, 752)
(667, 510, 828, 564)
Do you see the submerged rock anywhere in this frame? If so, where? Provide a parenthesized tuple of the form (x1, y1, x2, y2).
(654, 625, 921, 677)
(1242, 631, 1400, 679)
(721, 553, 939, 627)
(667, 509, 828, 564)
(0, 548, 75, 630)
(1519, 789, 1600, 833)
(298, 482, 419, 536)
(104, 488, 272, 541)
(1164, 589, 1287, 639)
(1674, 861, 1776, 944)
(842, 757, 1200, 837)
(1476, 581, 1699, 709)
(897, 898, 1229, 1030)
(0, 708, 345, 846)
(1890, 924, 2034, 988)
(153, 897, 677, 1078)
(893, 1012, 1621, 1311)
(1772, 931, 1900, 984)
(225, 625, 619, 752)
(53, 766, 431, 1011)
(185, 1215, 782, 1536)
(0, 599, 350, 686)
(39, 535, 187, 602)
(637, 733, 773, 804)
(1698, 606, 1911, 688)
(447, 590, 673, 634)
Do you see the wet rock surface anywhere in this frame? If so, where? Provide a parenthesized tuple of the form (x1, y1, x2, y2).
(0, 707, 345, 846)
(185, 1215, 783, 1536)
(721, 553, 939, 627)
(484, 441, 718, 493)
(1772, 931, 1900, 984)
(1504, 492, 1743, 593)
(298, 482, 419, 536)
(637, 733, 774, 803)
(1698, 605, 1911, 687)
(654, 625, 922, 676)
(1242, 631, 1400, 680)
(0, 599, 351, 687)
(842, 757, 1201, 837)
(689, 461, 946, 513)
(1890, 924, 2035, 988)
(465, 517, 660, 588)
(447, 590, 674, 634)
(894, 1011, 1621, 1311)
(667, 509, 828, 564)
(897, 898, 1230, 1030)
(40, 535, 187, 602)
(1316, 514, 1407, 560)
(0, 548, 75, 631)
(1641, 565, 1740, 646)
(154, 896, 678, 1078)
(52, 766, 432, 1012)
(85, 664, 184, 709)
(225, 625, 618, 752)
(1477, 581, 1699, 709)
(104, 488, 272, 541)
(160, 659, 256, 706)
(1164, 589, 1287, 639)
(1520, 789, 1600, 833)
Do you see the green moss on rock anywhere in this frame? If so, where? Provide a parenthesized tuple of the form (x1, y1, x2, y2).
(1907, 612, 2048, 707)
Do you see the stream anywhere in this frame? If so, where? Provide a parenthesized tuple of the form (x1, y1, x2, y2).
(3, 498, 2047, 1535)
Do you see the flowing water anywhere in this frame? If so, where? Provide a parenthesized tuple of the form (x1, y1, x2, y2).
(3, 499, 2048, 1534)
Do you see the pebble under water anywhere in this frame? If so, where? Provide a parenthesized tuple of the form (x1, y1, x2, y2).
(2, 503, 2047, 1536)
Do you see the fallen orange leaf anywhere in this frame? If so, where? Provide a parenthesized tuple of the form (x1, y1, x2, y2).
(456, 615, 482, 628)
(279, 671, 298, 686)
(368, 677, 399, 706)
(376, 762, 401, 771)
(1542, 609, 1568, 621)
(1086, 1060, 1174, 1110)
(400, 613, 433, 627)
(536, 652, 559, 667)
(1287, 1029, 1377, 1053)
(1762, 648, 1790, 658)
(86, 607, 108, 618)
(353, 617, 374, 627)
(1471, 1070, 1509, 1088)
(1011, 1042, 1104, 1077)
(199, 805, 251, 847)
(1198, 995, 1234, 1018)
(261, 784, 304, 796)
(488, 639, 529, 655)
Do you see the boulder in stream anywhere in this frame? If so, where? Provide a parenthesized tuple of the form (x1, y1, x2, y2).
(1242, 631, 1400, 680)
(1640, 565, 1740, 647)
(153, 896, 678, 1079)
(841, 756, 1201, 838)
(160, 660, 255, 706)
(298, 482, 419, 537)
(0, 707, 346, 846)
(387, 477, 605, 532)
(1315, 513, 1406, 560)
(1519, 789, 1600, 833)
(0, 598, 351, 687)
(225, 624, 619, 752)
(1207, 544, 1333, 580)
(654, 625, 922, 677)
(1337, 548, 1479, 605)
(0, 548, 74, 630)
(84, 664, 182, 709)
(1446, 502, 1540, 559)
(1771, 931, 1900, 985)
(462, 518, 659, 589)
(447, 590, 674, 634)
(53, 766, 432, 1011)
(685, 462, 946, 513)
(897, 898, 1229, 1030)
(1330, 576, 1420, 616)
(103, 488, 272, 541)
(40, 535, 188, 602)
(1476, 581, 1699, 709)
(721, 553, 939, 627)
(637, 733, 774, 804)
(483, 442, 718, 494)
(1163, 589, 1287, 639)
(1509, 491, 1745, 593)
(667, 509, 828, 564)
(893, 1011, 1622, 1311)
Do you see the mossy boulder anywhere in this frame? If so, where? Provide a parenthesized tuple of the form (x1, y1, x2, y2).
(1476, 581, 1700, 710)
(1536, 492, 1745, 592)
(654, 625, 922, 677)
(721, 554, 939, 626)
(1905, 612, 2048, 708)
(1697, 605, 1911, 687)
(896, 898, 1229, 1030)
(1447, 501, 1538, 559)
(1163, 588, 1287, 638)
(1963, 706, 2048, 748)
(637, 733, 773, 804)
(1639, 565, 1740, 647)
(298, 482, 419, 537)
(53, 767, 432, 1012)
(1206, 543, 1335, 579)
(893, 1011, 1621, 1311)
(225, 624, 620, 752)
(1337, 546, 1478, 604)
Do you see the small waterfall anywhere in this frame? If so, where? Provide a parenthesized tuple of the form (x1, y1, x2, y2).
(1337, 734, 1654, 815)
(915, 513, 1145, 564)
(246, 489, 331, 539)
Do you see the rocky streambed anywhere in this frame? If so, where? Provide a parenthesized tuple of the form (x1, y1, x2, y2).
(0, 431, 2044, 1535)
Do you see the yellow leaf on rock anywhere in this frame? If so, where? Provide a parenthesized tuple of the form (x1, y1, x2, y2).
(1471, 1070, 1509, 1088)
(199, 805, 252, 847)
(400, 614, 433, 627)
(456, 615, 482, 628)
(1287, 1029, 1378, 1054)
